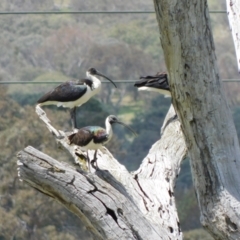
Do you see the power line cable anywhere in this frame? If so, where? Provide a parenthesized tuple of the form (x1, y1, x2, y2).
(0, 9, 231, 85)
(0, 10, 226, 15)
(1, 79, 240, 85)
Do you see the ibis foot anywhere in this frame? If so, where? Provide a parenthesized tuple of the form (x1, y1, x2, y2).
(86, 151, 91, 171)
(90, 150, 98, 169)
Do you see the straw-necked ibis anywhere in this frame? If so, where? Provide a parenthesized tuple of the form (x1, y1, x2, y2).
(134, 72, 170, 96)
(37, 68, 117, 128)
(68, 115, 137, 169)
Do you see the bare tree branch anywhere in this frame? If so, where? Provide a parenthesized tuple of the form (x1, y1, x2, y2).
(17, 104, 187, 239)
(17, 146, 161, 240)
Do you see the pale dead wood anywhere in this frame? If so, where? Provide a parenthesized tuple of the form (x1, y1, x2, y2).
(17, 147, 160, 240)
(17, 104, 187, 239)
(154, 0, 240, 239)
(132, 105, 186, 235)
(35, 104, 88, 171)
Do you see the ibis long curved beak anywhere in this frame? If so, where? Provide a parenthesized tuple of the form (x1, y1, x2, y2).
(134, 78, 148, 88)
(96, 71, 117, 88)
(115, 121, 137, 136)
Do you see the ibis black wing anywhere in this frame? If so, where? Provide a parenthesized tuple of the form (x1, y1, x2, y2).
(68, 128, 94, 147)
(68, 126, 108, 146)
(37, 80, 88, 103)
(134, 72, 170, 91)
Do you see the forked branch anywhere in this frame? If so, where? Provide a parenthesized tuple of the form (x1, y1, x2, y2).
(17, 105, 187, 239)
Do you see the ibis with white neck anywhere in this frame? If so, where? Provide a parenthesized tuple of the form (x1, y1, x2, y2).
(68, 115, 137, 168)
(37, 68, 117, 128)
(134, 72, 170, 96)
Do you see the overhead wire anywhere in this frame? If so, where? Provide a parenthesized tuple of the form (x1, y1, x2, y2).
(1, 79, 240, 85)
(0, 10, 226, 15)
(1, 9, 236, 84)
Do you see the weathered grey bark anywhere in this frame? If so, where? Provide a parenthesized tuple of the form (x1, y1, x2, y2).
(226, 0, 240, 72)
(153, 0, 240, 239)
(17, 146, 160, 240)
(17, 105, 187, 240)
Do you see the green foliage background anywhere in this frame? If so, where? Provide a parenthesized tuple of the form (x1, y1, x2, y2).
(0, 0, 238, 239)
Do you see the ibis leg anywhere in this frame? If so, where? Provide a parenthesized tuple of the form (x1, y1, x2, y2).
(70, 107, 77, 129)
(91, 150, 98, 169)
(86, 151, 91, 171)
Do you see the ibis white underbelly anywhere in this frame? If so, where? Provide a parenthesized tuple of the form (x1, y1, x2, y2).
(80, 140, 105, 151)
(39, 86, 101, 108)
(138, 86, 171, 97)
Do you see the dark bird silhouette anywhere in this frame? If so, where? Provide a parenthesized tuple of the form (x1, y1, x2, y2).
(37, 68, 117, 128)
(68, 115, 137, 169)
(135, 72, 177, 131)
(134, 72, 170, 96)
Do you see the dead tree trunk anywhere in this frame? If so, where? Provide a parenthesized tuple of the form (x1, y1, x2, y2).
(153, 0, 240, 239)
(17, 105, 187, 239)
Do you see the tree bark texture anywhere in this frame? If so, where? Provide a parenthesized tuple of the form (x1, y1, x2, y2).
(226, 0, 240, 72)
(17, 105, 187, 240)
(153, 0, 240, 239)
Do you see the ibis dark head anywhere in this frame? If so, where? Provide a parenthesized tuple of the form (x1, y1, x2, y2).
(107, 115, 137, 136)
(87, 67, 117, 88)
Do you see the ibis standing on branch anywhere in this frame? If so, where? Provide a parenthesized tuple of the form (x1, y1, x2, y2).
(37, 68, 117, 128)
(68, 115, 137, 168)
(134, 72, 170, 97)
